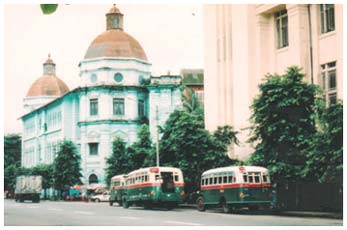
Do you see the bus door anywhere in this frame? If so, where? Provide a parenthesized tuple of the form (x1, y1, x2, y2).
(161, 172, 175, 193)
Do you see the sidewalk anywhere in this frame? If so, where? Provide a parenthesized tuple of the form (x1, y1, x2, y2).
(179, 204, 342, 219)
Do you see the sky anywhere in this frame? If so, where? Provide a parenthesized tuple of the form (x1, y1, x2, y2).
(3, 4, 203, 134)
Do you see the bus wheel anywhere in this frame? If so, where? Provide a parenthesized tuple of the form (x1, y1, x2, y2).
(221, 200, 231, 213)
(122, 199, 129, 209)
(196, 197, 206, 212)
(144, 202, 152, 210)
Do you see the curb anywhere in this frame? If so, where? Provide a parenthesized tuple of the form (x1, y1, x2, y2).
(179, 204, 342, 219)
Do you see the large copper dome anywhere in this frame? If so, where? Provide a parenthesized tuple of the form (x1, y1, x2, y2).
(84, 30, 148, 61)
(84, 6, 148, 61)
(26, 55, 69, 97)
(27, 75, 69, 97)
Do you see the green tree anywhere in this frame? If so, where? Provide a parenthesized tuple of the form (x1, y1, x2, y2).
(105, 137, 131, 186)
(182, 87, 202, 113)
(248, 66, 320, 183)
(127, 124, 154, 169)
(304, 102, 343, 183)
(4, 134, 21, 168)
(40, 4, 58, 14)
(160, 109, 239, 193)
(53, 140, 82, 198)
(4, 134, 22, 191)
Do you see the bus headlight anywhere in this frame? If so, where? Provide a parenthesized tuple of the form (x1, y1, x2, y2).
(150, 190, 155, 196)
(180, 191, 185, 196)
(239, 192, 245, 199)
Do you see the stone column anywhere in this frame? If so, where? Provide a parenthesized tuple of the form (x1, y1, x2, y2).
(286, 4, 310, 78)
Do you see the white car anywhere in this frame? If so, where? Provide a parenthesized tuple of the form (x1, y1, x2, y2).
(91, 192, 110, 202)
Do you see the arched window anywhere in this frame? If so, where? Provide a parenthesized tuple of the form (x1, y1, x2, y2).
(89, 174, 98, 184)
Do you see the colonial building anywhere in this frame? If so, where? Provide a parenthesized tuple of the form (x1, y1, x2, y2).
(204, 4, 343, 160)
(21, 6, 182, 185)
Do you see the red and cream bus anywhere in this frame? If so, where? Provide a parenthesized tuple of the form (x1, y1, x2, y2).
(122, 167, 185, 210)
(196, 166, 272, 213)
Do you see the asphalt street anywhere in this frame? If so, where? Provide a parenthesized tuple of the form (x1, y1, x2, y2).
(4, 199, 343, 226)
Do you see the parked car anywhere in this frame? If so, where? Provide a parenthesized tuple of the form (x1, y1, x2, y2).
(91, 192, 110, 202)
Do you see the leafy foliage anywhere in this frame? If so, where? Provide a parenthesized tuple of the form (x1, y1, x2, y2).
(182, 87, 202, 113)
(4, 134, 22, 190)
(304, 102, 343, 183)
(248, 66, 320, 183)
(127, 124, 154, 169)
(53, 140, 82, 191)
(40, 4, 58, 14)
(160, 109, 239, 192)
(4, 134, 21, 168)
(105, 137, 132, 186)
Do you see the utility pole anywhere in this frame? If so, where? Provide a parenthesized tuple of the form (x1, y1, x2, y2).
(156, 105, 160, 167)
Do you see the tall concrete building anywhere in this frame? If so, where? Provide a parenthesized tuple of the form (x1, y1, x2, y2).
(204, 4, 343, 160)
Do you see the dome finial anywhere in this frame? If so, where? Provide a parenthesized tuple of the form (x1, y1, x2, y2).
(43, 53, 56, 75)
(106, 5, 124, 30)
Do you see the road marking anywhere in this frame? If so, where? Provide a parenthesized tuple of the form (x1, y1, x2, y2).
(28, 206, 39, 209)
(48, 208, 63, 211)
(74, 211, 94, 215)
(164, 220, 202, 226)
(119, 216, 140, 220)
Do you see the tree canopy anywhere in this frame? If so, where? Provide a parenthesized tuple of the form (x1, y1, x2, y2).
(248, 66, 320, 183)
(159, 108, 239, 192)
(105, 137, 132, 186)
(53, 140, 82, 191)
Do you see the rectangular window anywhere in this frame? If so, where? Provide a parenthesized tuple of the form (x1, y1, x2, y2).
(213, 177, 217, 185)
(89, 143, 98, 155)
(223, 176, 228, 184)
(138, 99, 145, 117)
(243, 175, 248, 183)
(228, 176, 233, 183)
(320, 61, 337, 106)
(209, 178, 213, 185)
(90, 98, 98, 116)
(201, 179, 205, 186)
(275, 10, 289, 49)
(113, 98, 125, 116)
(174, 175, 179, 182)
(320, 4, 335, 33)
(262, 175, 268, 183)
(218, 177, 222, 184)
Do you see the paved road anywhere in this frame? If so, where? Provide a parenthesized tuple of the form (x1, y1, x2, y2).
(4, 199, 342, 226)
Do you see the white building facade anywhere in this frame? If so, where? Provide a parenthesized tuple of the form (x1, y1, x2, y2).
(204, 4, 343, 160)
(21, 6, 182, 185)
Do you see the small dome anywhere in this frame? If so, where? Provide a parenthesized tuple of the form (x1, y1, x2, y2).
(26, 75, 69, 97)
(84, 30, 148, 61)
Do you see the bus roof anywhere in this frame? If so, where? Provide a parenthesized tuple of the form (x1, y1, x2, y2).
(202, 166, 268, 176)
(111, 174, 126, 181)
(128, 166, 182, 176)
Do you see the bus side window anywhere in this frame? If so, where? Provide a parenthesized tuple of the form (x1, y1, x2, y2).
(248, 175, 254, 183)
(223, 176, 228, 184)
(174, 175, 179, 182)
(254, 175, 260, 183)
(205, 178, 208, 185)
(228, 176, 232, 183)
(145, 175, 148, 182)
(262, 175, 267, 183)
(201, 179, 204, 186)
(213, 177, 217, 185)
(209, 178, 213, 185)
(218, 177, 222, 184)
(243, 175, 248, 183)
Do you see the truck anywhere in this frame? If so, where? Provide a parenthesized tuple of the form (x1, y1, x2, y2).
(14, 175, 42, 203)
